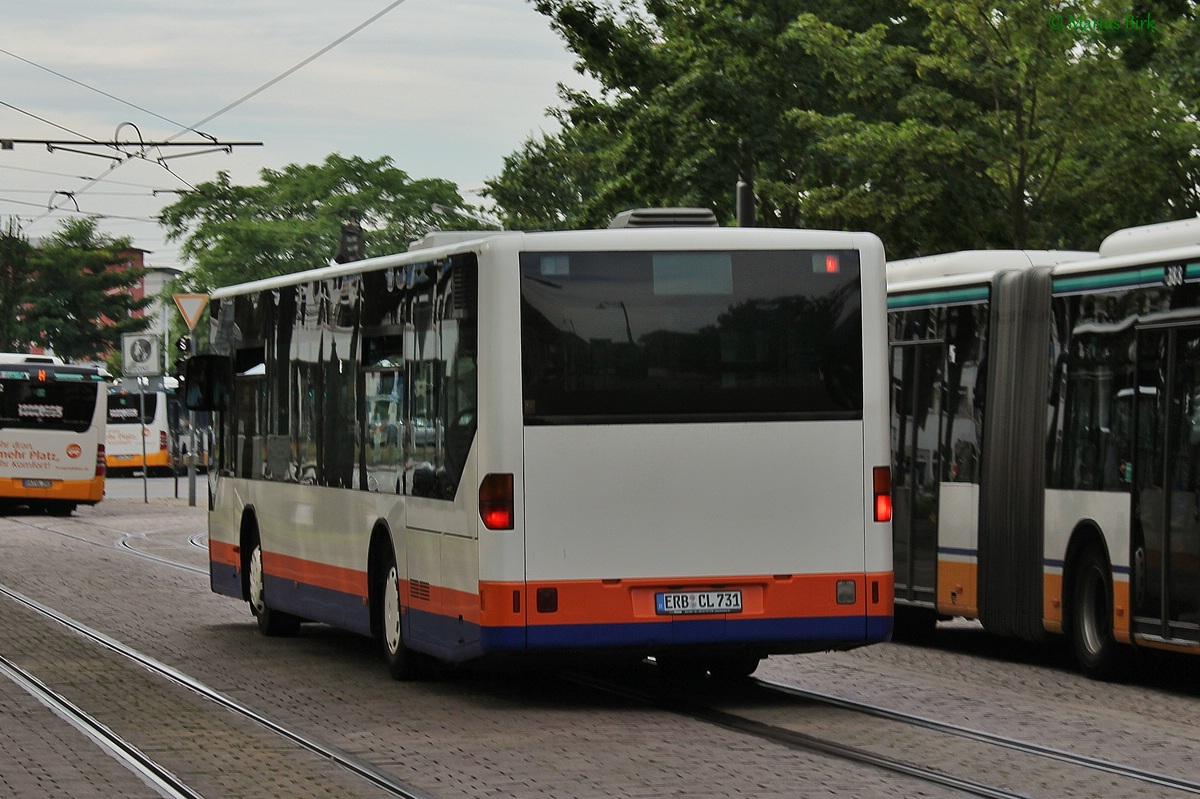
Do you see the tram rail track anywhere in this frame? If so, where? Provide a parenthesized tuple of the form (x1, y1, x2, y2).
(2, 511, 209, 575)
(0, 582, 435, 799)
(10, 505, 1200, 797)
(561, 668, 1031, 799)
(562, 664, 1200, 799)
(0, 653, 204, 799)
(757, 677, 1200, 795)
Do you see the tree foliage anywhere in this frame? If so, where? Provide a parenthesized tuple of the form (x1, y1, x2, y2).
(160, 153, 473, 292)
(0, 218, 35, 351)
(24, 218, 152, 362)
(487, 0, 1200, 256)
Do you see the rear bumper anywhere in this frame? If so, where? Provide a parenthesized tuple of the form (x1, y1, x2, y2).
(0, 476, 104, 504)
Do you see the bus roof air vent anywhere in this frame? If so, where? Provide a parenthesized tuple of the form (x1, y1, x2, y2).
(607, 208, 719, 228)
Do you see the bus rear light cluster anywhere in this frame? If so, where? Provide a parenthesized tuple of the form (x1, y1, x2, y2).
(95, 445, 106, 476)
(479, 473, 514, 530)
(873, 466, 892, 522)
(159, 430, 168, 452)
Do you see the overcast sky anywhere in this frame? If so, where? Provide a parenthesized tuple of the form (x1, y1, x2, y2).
(0, 0, 589, 268)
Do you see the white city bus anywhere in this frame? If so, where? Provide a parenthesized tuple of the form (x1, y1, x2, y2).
(887, 216, 1200, 678)
(0, 354, 107, 515)
(106, 378, 176, 474)
(186, 212, 893, 678)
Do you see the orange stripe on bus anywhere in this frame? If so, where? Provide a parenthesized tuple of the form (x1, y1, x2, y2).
(210, 539, 239, 569)
(481, 572, 892, 629)
(404, 580, 481, 624)
(936, 559, 978, 618)
(0, 476, 104, 503)
(265, 551, 368, 599)
(1113, 578, 1131, 643)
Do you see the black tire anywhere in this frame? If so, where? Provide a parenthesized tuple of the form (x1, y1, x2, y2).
(707, 652, 762, 680)
(248, 540, 300, 637)
(892, 606, 938, 642)
(379, 551, 421, 680)
(1070, 544, 1125, 680)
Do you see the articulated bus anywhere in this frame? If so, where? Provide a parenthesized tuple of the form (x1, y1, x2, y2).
(0, 354, 107, 515)
(186, 212, 893, 679)
(887, 216, 1200, 678)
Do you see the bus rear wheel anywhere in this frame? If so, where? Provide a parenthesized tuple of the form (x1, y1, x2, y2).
(379, 555, 421, 681)
(248, 541, 300, 637)
(1070, 544, 1125, 680)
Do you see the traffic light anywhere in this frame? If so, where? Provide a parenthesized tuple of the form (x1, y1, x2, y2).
(175, 335, 191, 353)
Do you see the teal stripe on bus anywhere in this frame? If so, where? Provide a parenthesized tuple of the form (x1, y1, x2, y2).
(1053, 267, 1164, 294)
(887, 286, 989, 310)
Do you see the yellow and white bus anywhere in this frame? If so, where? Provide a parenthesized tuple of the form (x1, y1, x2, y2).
(887, 216, 1200, 678)
(106, 378, 175, 474)
(187, 211, 894, 679)
(0, 354, 107, 515)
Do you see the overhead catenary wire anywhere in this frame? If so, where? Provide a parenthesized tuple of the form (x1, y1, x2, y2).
(0, 47, 208, 138)
(6, 0, 410, 230)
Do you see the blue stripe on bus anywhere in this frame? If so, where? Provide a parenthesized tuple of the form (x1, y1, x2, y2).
(520, 615, 886, 651)
(938, 546, 977, 558)
(1043, 558, 1131, 576)
(264, 574, 372, 637)
(211, 565, 241, 600)
(471, 615, 890, 657)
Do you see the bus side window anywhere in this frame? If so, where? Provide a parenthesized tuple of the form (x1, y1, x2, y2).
(184, 355, 232, 412)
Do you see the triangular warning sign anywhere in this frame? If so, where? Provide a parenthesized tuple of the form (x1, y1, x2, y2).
(174, 293, 209, 331)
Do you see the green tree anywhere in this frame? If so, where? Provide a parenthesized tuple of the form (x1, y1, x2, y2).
(489, 1, 947, 237)
(160, 153, 472, 292)
(901, 0, 1199, 249)
(491, 0, 1199, 256)
(0, 218, 36, 351)
(490, 0, 883, 229)
(26, 218, 152, 362)
(486, 130, 606, 231)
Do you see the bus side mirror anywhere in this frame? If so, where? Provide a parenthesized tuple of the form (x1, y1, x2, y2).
(183, 355, 232, 412)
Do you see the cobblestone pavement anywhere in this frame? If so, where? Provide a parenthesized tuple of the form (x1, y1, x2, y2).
(4, 497, 1200, 798)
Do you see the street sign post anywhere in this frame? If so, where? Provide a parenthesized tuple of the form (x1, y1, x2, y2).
(121, 333, 161, 377)
(173, 294, 208, 332)
(121, 333, 162, 503)
(172, 294, 208, 507)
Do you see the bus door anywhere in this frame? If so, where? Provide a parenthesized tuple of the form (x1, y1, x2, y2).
(1132, 324, 1200, 643)
(891, 341, 942, 606)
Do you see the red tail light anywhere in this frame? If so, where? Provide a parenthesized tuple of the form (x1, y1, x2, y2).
(96, 445, 106, 477)
(873, 466, 892, 522)
(159, 430, 168, 451)
(479, 473, 514, 530)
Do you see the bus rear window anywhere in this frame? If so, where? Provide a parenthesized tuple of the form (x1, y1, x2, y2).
(0, 377, 98, 432)
(107, 392, 161, 425)
(520, 249, 863, 423)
